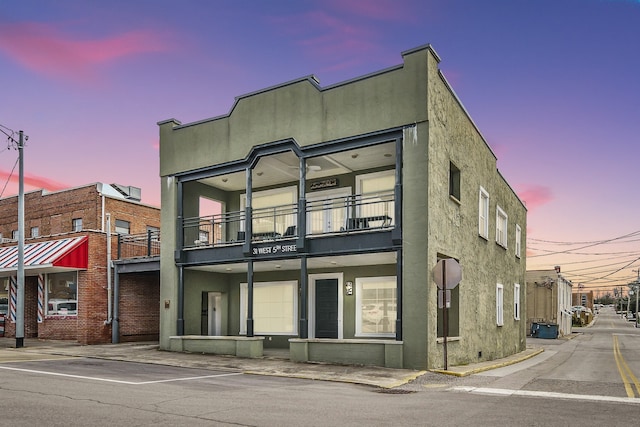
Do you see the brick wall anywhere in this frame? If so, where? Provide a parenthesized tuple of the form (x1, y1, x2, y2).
(118, 272, 160, 342)
(104, 198, 161, 234)
(0, 184, 160, 344)
(0, 184, 160, 240)
(0, 186, 101, 238)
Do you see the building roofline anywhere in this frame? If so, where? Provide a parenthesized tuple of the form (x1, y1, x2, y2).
(160, 43, 439, 131)
(0, 183, 159, 209)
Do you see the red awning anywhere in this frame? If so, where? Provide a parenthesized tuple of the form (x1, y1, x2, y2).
(0, 236, 88, 275)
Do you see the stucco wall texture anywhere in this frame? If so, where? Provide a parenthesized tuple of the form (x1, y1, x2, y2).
(158, 45, 526, 369)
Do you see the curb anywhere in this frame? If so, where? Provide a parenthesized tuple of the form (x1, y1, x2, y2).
(429, 347, 545, 377)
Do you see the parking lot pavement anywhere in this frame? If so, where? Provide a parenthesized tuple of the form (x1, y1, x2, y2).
(0, 337, 545, 388)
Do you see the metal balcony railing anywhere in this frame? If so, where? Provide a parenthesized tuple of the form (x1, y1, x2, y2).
(181, 189, 395, 249)
(117, 230, 161, 259)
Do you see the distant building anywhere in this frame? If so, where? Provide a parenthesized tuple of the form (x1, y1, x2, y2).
(158, 44, 527, 370)
(526, 269, 572, 337)
(572, 290, 594, 311)
(0, 183, 160, 343)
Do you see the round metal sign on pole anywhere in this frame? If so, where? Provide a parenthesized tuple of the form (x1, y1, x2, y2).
(433, 258, 462, 290)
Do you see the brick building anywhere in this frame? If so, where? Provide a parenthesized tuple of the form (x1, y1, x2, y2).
(0, 183, 160, 344)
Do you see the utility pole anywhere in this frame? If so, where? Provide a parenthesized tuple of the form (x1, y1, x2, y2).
(0, 125, 26, 347)
(16, 130, 25, 348)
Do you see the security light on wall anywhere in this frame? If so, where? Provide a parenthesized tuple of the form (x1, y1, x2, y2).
(345, 281, 353, 296)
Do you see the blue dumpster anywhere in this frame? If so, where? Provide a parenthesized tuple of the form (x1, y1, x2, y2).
(531, 322, 558, 339)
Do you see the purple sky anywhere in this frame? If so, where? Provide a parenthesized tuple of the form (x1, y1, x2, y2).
(1, 0, 639, 294)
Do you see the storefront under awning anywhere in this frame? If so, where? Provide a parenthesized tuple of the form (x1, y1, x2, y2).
(0, 236, 88, 276)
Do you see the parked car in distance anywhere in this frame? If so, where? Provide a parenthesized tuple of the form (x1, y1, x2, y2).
(47, 299, 77, 315)
(362, 303, 396, 325)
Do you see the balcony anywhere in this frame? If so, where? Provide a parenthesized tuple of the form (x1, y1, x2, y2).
(181, 190, 395, 250)
(117, 230, 161, 259)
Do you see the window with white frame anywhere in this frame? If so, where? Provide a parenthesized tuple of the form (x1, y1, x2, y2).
(355, 170, 395, 226)
(355, 276, 396, 337)
(72, 218, 83, 232)
(241, 186, 297, 235)
(46, 271, 78, 316)
(479, 187, 489, 239)
(115, 219, 130, 235)
(496, 206, 508, 248)
(496, 284, 504, 326)
(31, 226, 39, 238)
(449, 162, 461, 201)
(514, 283, 521, 320)
(515, 224, 522, 258)
(12, 230, 18, 240)
(240, 281, 298, 335)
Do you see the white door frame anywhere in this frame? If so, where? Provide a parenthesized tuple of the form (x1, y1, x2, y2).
(308, 272, 343, 339)
(207, 292, 222, 336)
(306, 187, 352, 234)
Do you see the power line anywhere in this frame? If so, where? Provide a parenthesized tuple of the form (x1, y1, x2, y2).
(0, 155, 19, 199)
(528, 230, 640, 246)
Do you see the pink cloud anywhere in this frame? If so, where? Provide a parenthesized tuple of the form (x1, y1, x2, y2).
(0, 169, 68, 193)
(516, 185, 553, 210)
(0, 21, 168, 82)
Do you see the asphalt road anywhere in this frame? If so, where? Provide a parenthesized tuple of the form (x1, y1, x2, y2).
(1, 307, 639, 426)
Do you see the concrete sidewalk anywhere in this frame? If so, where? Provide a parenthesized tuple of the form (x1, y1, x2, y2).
(0, 337, 546, 388)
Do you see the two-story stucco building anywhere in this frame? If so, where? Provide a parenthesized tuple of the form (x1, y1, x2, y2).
(157, 44, 527, 370)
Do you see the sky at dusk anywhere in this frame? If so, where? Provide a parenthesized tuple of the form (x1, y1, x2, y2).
(1, 0, 639, 294)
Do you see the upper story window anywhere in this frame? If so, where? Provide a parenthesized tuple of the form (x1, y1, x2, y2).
(72, 218, 83, 232)
(30, 227, 39, 238)
(496, 206, 508, 248)
(478, 187, 489, 239)
(514, 283, 521, 320)
(496, 283, 504, 326)
(241, 186, 297, 236)
(449, 162, 461, 202)
(515, 224, 522, 258)
(356, 170, 395, 224)
(115, 219, 130, 235)
(12, 230, 18, 240)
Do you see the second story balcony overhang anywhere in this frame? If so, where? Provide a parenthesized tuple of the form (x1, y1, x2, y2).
(173, 129, 405, 264)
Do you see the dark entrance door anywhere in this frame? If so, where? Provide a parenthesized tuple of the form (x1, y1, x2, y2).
(315, 278, 338, 338)
(200, 291, 207, 335)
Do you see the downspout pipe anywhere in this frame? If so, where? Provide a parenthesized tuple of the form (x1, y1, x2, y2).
(105, 213, 113, 325)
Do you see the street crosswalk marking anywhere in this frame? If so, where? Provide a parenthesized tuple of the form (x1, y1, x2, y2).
(451, 386, 640, 404)
(0, 364, 243, 385)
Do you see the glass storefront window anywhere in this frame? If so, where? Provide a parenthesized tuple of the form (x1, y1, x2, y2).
(47, 271, 78, 315)
(356, 276, 396, 337)
(0, 278, 8, 315)
(240, 281, 298, 335)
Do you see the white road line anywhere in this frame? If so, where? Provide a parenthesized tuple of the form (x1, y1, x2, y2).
(0, 365, 242, 385)
(451, 386, 640, 404)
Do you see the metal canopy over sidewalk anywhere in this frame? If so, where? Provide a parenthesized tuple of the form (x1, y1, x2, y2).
(0, 236, 88, 276)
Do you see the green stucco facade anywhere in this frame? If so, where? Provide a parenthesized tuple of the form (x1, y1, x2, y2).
(158, 44, 527, 370)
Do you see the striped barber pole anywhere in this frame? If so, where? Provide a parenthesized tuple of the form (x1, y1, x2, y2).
(9, 276, 17, 323)
(37, 274, 44, 323)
